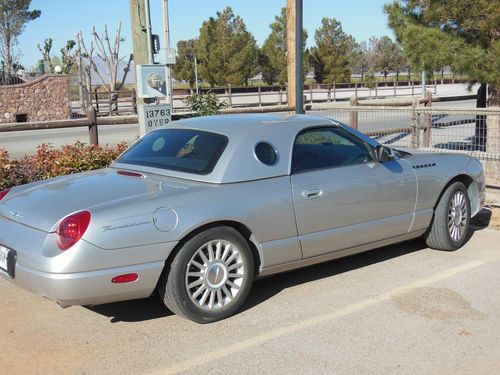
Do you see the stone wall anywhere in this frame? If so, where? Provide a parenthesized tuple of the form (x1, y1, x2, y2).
(0, 74, 70, 123)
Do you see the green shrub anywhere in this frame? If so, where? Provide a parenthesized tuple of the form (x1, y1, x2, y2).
(184, 92, 227, 116)
(0, 142, 128, 190)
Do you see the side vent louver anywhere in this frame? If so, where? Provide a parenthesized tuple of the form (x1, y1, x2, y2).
(412, 162, 437, 169)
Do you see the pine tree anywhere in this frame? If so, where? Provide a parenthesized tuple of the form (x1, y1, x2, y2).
(0, 0, 41, 74)
(309, 18, 355, 84)
(173, 39, 197, 87)
(385, 0, 500, 104)
(259, 7, 308, 85)
(196, 7, 258, 87)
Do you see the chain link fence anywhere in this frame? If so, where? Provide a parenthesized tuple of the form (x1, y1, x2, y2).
(308, 105, 500, 188)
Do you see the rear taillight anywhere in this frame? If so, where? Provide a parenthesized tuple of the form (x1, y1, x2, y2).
(0, 189, 11, 202)
(56, 211, 91, 250)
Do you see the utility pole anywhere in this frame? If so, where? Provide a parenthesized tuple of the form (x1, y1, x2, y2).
(421, 70, 426, 95)
(162, 0, 173, 106)
(144, 0, 154, 64)
(129, 0, 149, 66)
(287, 0, 304, 114)
(286, 0, 296, 111)
(194, 55, 199, 95)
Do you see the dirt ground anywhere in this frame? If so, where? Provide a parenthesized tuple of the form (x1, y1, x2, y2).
(1, 216, 500, 374)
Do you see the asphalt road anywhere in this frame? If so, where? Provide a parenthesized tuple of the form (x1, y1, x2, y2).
(1, 223, 499, 374)
(0, 100, 478, 159)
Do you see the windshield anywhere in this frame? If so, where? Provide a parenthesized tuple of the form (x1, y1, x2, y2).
(117, 129, 228, 175)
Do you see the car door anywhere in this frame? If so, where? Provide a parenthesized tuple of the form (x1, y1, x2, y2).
(290, 126, 416, 259)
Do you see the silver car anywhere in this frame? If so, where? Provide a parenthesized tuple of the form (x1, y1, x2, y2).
(0, 114, 485, 323)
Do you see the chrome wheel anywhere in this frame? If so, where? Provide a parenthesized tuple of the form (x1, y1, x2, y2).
(448, 190, 468, 241)
(185, 239, 244, 311)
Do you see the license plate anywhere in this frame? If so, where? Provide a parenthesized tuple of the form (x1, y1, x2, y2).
(0, 245, 12, 273)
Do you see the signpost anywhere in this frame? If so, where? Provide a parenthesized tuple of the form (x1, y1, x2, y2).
(138, 103, 172, 132)
(130, 0, 175, 136)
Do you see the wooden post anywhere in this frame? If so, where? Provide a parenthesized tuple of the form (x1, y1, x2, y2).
(94, 88, 99, 113)
(87, 106, 98, 145)
(129, 0, 150, 66)
(258, 85, 262, 107)
(411, 96, 419, 149)
(286, 0, 296, 110)
(349, 95, 358, 130)
(423, 90, 432, 147)
(108, 91, 112, 116)
(227, 85, 233, 107)
(131, 89, 137, 114)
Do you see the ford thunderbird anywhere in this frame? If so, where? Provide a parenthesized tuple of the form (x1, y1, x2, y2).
(0, 114, 485, 323)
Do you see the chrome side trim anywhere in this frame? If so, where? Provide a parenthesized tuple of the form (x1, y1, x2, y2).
(258, 236, 302, 269)
(257, 230, 425, 278)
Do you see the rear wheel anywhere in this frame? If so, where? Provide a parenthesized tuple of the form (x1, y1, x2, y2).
(425, 182, 470, 251)
(158, 226, 254, 323)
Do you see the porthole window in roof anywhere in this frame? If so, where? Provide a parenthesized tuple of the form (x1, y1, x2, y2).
(255, 142, 278, 166)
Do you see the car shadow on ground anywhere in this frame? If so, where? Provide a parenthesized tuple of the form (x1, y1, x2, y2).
(87, 219, 490, 323)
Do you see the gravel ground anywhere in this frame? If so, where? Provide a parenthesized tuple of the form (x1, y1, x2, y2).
(1, 219, 499, 374)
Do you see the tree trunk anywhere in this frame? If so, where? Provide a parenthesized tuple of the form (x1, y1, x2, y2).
(5, 32, 12, 76)
(475, 83, 487, 151)
(486, 86, 500, 155)
(396, 69, 399, 82)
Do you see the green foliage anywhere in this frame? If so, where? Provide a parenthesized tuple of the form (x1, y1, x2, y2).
(384, 0, 500, 101)
(309, 18, 355, 83)
(184, 92, 227, 116)
(349, 41, 370, 78)
(0, 142, 127, 190)
(259, 7, 309, 85)
(195, 7, 259, 87)
(364, 69, 377, 89)
(173, 39, 197, 87)
(369, 36, 406, 79)
(0, 0, 41, 71)
(36, 37, 76, 74)
(60, 39, 76, 73)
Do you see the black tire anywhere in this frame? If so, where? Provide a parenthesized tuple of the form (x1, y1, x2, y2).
(425, 182, 471, 251)
(158, 226, 254, 323)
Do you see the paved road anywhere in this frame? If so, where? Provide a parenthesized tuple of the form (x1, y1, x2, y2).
(0, 100, 478, 159)
(1, 225, 499, 374)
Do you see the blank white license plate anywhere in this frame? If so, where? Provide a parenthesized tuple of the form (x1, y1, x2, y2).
(0, 245, 10, 272)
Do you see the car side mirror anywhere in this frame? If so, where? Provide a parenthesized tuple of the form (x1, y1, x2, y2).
(375, 145, 395, 162)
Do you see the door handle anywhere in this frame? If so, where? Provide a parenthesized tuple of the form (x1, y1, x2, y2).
(302, 187, 323, 199)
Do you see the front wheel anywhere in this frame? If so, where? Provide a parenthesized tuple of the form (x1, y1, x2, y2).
(425, 182, 471, 251)
(158, 226, 254, 323)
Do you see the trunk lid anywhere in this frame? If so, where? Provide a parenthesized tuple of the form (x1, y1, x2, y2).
(0, 168, 199, 232)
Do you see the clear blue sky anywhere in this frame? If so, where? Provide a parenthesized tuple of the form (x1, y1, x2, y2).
(17, 0, 393, 68)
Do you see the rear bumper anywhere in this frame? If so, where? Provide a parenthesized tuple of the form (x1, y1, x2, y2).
(1, 260, 164, 307)
(0, 214, 177, 307)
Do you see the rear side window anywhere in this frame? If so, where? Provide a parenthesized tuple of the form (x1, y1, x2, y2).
(117, 129, 228, 175)
(255, 142, 278, 166)
(292, 127, 373, 173)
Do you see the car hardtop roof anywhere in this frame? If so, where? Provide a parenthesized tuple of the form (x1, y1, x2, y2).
(170, 113, 339, 137)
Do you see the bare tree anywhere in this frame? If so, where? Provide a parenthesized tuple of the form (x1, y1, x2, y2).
(37, 37, 54, 73)
(75, 23, 132, 115)
(75, 31, 94, 113)
(92, 23, 132, 114)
